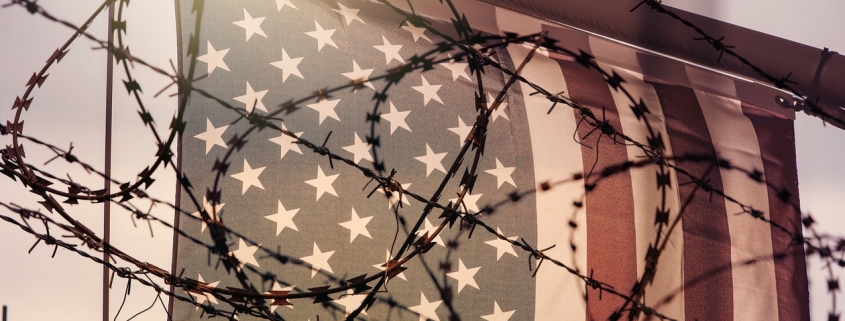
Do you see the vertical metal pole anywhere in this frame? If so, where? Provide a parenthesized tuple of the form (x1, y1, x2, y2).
(104, 1, 115, 321)
(167, 0, 185, 315)
(3, 305, 7, 321)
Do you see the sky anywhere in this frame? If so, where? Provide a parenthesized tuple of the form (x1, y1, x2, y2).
(0, 0, 843, 320)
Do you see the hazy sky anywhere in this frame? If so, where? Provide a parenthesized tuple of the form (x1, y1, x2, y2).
(1, 0, 843, 320)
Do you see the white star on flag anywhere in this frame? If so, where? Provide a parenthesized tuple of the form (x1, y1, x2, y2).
(194, 118, 228, 154)
(375, 182, 412, 208)
(342, 60, 375, 91)
(268, 123, 303, 159)
(484, 158, 516, 188)
(304, 165, 339, 200)
(196, 41, 229, 74)
(234, 82, 268, 114)
(380, 101, 411, 134)
(412, 75, 443, 106)
(481, 301, 516, 321)
(230, 159, 265, 194)
(416, 217, 445, 248)
(409, 292, 442, 321)
(446, 258, 480, 293)
(229, 238, 261, 270)
(447, 116, 472, 146)
(449, 191, 483, 213)
(439, 53, 471, 81)
(187, 274, 220, 310)
(373, 35, 404, 65)
(305, 21, 337, 51)
(483, 93, 510, 122)
(270, 49, 304, 82)
(301, 243, 335, 278)
(232, 9, 266, 41)
(333, 3, 365, 25)
(401, 21, 431, 43)
(264, 281, 294, 312)
(414, 143, 447, 176)
(190, 196, 224, 233)
(274, 0, 296, 10)
(342, 132, 373, 164)
(306, 98, 341, 124)
(372, 250, 407, 280)
(334, 289, 369, 316)
(265, 200, 300, 235)
(339, 207, 373, 243)
(485, 227, 519, 260)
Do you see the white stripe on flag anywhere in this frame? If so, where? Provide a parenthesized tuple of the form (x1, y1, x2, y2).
(600, 62, 686, 320)
(688, 66, 780, 321)
(505, 38, 588, 321)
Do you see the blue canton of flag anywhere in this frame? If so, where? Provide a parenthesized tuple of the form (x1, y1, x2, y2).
(173, 0, 539, 320)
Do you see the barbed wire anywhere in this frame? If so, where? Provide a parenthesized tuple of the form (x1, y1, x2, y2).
(0, 0, 840, 320)
(629, 0, 845, 129)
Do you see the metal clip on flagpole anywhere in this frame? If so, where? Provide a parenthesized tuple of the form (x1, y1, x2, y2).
(790, 48, 835, 114)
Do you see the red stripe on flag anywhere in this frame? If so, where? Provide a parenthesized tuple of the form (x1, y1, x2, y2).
(741, 102, 811, 321)
(555, 55, 639, 320)
(648, 79, 734, 320)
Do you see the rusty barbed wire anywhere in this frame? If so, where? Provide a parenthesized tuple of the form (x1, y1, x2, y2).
(629, 0, 845, 129)
(0, 0, 839, 320)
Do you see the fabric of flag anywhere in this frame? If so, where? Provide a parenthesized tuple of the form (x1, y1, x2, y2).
(171, 0, 810, 320)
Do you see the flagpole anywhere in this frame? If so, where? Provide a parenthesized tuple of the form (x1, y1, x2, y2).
(103, 0, 115, 320)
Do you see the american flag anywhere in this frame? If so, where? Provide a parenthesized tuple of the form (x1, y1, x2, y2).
(171, 0, 809, 320)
